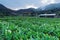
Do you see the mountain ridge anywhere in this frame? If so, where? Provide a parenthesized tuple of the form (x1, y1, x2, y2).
(0, 3, 60, 16)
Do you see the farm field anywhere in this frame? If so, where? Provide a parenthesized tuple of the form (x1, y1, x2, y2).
(0, 17, 60, 40)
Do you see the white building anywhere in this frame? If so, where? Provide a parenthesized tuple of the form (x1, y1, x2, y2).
(39, 14, 56, 17)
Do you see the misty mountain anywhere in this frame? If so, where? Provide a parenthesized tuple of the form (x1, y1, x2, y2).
(44, 3, 60, 10)
(15, 8, 37, 15)
(0, 3, 60, 17)
(0, 4, 16, 16)
(36, 3, 60, 15)
(16, 8, 36, 13)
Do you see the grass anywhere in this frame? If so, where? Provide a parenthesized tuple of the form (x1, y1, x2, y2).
(0, 17, 60, 40)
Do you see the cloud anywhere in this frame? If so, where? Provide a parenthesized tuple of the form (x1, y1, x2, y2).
(2, 0, 60, 10)
(11, 4, 38, 10)
(50, 0, 55, 3)
(13, 8, 21, 10)
(11, 7, 25, 10)
(41, 0, 56, 6)
(25, 4, 38, 9)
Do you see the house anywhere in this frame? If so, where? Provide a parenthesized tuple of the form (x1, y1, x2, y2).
(38, 14, 56, 18)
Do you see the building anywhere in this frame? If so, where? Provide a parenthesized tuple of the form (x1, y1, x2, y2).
(38, 14, 56, 18)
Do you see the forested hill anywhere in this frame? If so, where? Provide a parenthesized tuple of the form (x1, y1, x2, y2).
(0, 4, 16, 16)
(0, 3, 60, 16)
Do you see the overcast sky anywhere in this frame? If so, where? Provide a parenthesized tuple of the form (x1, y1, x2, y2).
(0, 0, 60, 10)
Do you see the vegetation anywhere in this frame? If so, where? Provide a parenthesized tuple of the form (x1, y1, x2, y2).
(0, 17, 60, 40)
